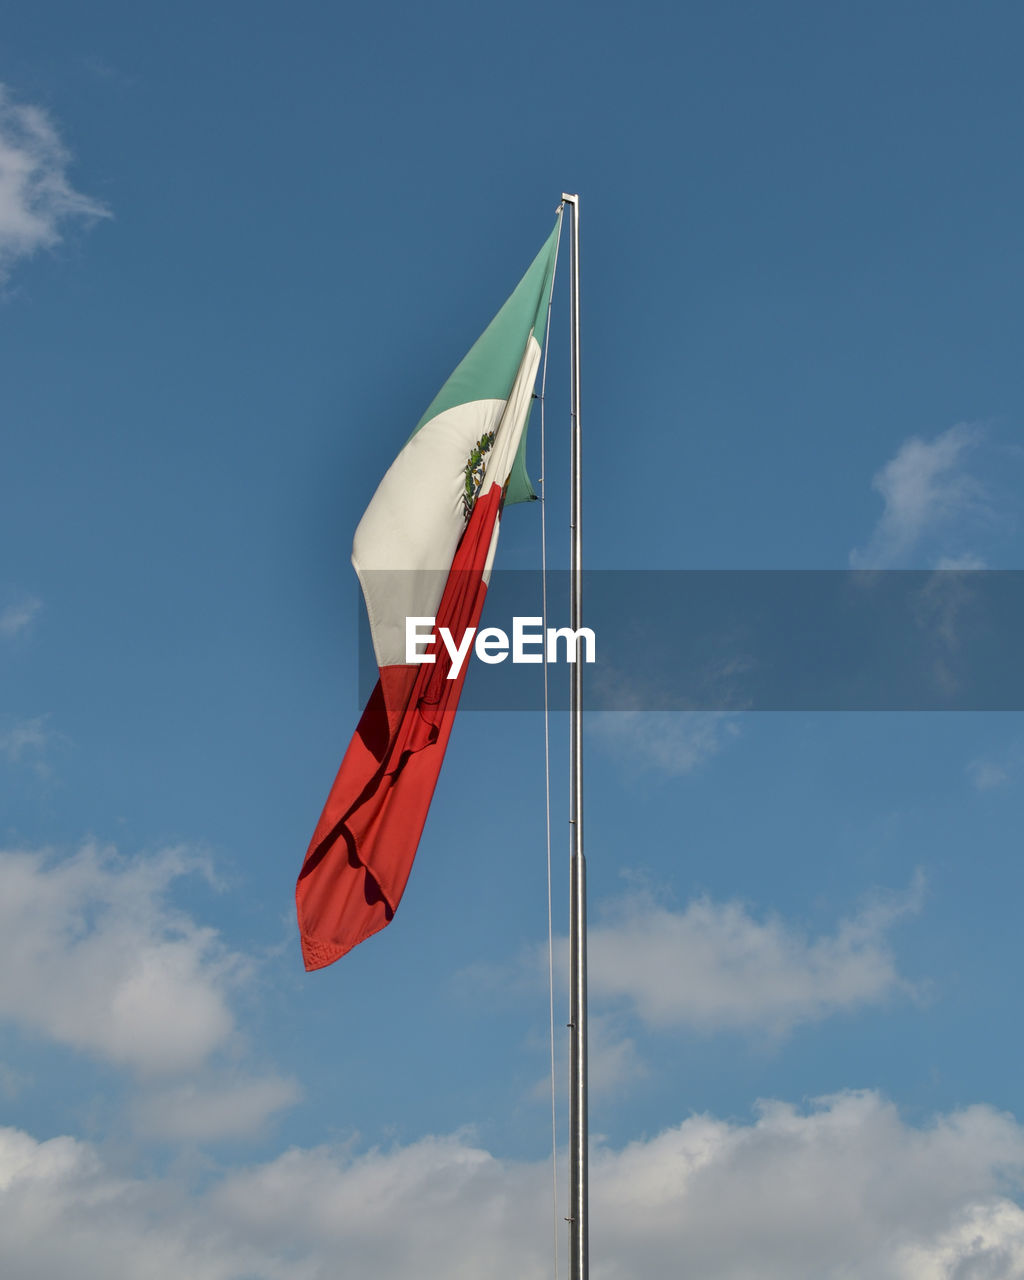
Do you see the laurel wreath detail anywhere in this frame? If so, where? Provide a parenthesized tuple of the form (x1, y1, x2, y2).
(462, 430, 496, 521)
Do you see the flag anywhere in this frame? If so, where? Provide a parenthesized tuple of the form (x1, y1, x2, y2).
(296, 218, 561, 971)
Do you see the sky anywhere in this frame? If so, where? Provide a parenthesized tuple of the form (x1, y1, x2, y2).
(3, 2, 1024, 1276)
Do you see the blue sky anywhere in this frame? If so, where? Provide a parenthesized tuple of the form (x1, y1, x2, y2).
(3, 2, 1024, 1276)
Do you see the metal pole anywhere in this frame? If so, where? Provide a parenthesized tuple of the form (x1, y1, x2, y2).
(562, 191, 588, 1280)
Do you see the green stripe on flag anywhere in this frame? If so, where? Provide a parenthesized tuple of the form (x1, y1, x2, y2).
(411, 217, 561, 505)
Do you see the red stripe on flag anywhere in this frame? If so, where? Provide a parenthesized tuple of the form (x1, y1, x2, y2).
(295, 484, 504, 971)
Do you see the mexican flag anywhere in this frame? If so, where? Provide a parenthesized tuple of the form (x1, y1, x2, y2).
(296, 218, 561, 971)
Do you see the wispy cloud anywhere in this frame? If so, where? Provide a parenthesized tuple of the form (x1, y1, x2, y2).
(0, 596, 41, 638)
(0, 715, 52, 764)
(585, 877, 923, 1037)
(0, 85, 109, 282)
(130, 1075, 302, 1143)
(506, 879, 922, 1061)
(593, 711, 740, 777)
(967, 743, 1023, 792)
(0, 1063, 23, 1100)
(513, 879, 922, 1060)
(850, 424, 988, 569)
(968, 759, 1010, 790)
(934, 553, 988, 571)
(530, 1011, 646, 1104)
(588, 1013, 647, 1095)
(2, 1090, 1024, 1278)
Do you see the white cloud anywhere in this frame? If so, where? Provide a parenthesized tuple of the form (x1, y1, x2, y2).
(850, 425, 987, 569)
(0, 845, 242, 1075)
(899, 1201, 1024, 1279)
(2, 1091, 1024, 1278)
(585, 878, 922, 1035)
(0, 85, 109, 281)
(591, 1091, 1024, 1280)
(0, 596, 41, 638)
(593, 711, 740, 777)
(130, 1074, 301, 1143)
(0, 1126, 276, 1280)
(0, 845, 300, 1143)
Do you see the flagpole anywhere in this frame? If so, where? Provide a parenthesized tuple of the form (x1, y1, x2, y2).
(562, 191, 588, 1280)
